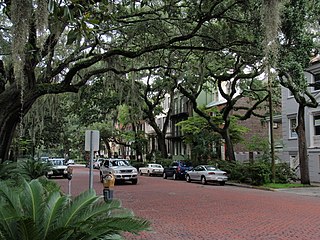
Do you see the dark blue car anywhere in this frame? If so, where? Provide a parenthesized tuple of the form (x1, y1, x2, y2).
(163, 161, 193, 180)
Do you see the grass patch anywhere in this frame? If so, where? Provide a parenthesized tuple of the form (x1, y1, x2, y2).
(263, 183, 311, 189)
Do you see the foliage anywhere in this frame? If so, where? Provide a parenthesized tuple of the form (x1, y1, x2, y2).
(277, 0, 320, 184)
(177, 108, 248, 162)
(37, 177, 61, 193)
(214, 160, 297, 186)
(157, 159, 173, 168)
(0, 161, 17, 185)
(0, 179, 150, 240)
(0, 160, 61, 192)
(246, 135, 270, 153)
(17, 159, 52, 181)
(275, 162, 297, 183)
(130, 161, 146, 170)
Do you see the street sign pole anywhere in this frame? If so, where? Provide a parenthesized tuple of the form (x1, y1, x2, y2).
(89, 130, 94, 189)
(85, 130, 100, 190)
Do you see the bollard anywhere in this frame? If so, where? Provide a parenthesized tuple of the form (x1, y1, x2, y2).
(103, 172, 115, 202)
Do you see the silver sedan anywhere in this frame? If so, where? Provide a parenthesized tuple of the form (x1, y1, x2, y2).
(185, 165, 228, 185)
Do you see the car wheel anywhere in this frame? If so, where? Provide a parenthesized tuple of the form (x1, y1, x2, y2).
(219, 181, 225, 186)
(173, 173, 177, 180)
(100, 173, 104, 183)
(201, 176, 207, 185)
(186, 174, 191, 182)
(132, 179, 138, 184)
(163, 172, 167, 179)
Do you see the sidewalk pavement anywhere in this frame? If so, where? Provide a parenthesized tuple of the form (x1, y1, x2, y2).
(276, 185, 320, 197)
(227, 181, 320, 197)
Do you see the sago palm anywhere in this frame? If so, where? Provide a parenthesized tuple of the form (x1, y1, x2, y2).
(17, 159, 52, 180)
(0, 179, 150, 240)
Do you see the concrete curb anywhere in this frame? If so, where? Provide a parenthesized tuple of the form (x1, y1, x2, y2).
(226, 182, 276, 191)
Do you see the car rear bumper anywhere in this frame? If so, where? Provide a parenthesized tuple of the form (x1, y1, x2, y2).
(207, 176, 228, 182)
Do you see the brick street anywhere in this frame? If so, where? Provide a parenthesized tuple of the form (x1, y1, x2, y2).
(55, 166, 320, 240)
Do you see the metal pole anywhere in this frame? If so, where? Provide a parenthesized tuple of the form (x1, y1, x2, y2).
(68, 179, 71, 195)
(268, 68, 276, 183)
(89, 130, 94, 189)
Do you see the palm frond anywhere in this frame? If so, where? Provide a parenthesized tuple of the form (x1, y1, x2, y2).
(20, 179, 44, 223)
(58, 189, 98, 227)
(0, 179, 150, 240)
(16, 218, 39, 240)
(0, 181, 22, 217)
(42, 191, 69, 238)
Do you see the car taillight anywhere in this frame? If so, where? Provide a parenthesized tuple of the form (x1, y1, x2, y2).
(208, 172, 216, 175)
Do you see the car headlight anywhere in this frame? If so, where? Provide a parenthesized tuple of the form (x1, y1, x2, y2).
(132, 169, 137, 173)
(113, 170, 120, 173)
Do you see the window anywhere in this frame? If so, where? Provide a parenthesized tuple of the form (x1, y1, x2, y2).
(314, 73, 320, 91)
(314, 115, 320, 135)
(289, 118, 297, 138)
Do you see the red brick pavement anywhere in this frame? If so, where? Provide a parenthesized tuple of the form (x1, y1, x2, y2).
(55, 166, 320, 240)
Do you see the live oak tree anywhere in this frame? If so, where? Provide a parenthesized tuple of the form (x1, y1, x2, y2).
(277, 0, 320, 184)
(136, 70, 176, 159)
(176, 108, 248, 163)
(165, 0, 270, 161)
(176, 53, 269, 161)
(0, 0, 248, 162)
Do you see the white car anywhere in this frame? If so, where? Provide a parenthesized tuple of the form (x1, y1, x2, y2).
(66, 159, 75, 165)
(100, 159, 138, 184)
(185, 165, 228, 185)
(93, 158, 104, 169)
(139, 164, 164, 176)
(47, 158, 69, 178)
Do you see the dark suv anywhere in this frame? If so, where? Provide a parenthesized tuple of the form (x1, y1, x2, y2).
(163, 161, 193, 180)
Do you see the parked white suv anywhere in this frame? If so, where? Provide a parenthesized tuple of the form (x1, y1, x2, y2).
(100, 159, 138, 184)
(47, 158, 69, 178)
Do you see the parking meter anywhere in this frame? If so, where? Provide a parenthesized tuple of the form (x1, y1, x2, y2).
(67, 167, 73, 180)
(103, 172, 115, 202)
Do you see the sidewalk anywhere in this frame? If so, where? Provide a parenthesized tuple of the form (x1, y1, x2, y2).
(276, 185, 320, 197)
(228, 181, 320, 197)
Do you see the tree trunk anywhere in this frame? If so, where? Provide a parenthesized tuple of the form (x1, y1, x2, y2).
(222, 129, 236, 161)
(296, 104, 310, 185)
(0, 85, 39, 163)
(157, 133, 168, 159)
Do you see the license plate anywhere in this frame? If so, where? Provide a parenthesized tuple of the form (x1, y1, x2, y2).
(124, 177, 129, 180)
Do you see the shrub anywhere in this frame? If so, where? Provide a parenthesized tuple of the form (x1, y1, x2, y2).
(130, 161, 146, 170)
(275, 162, 297, 183)
(247, 161, 272, 185)
(217, 160, 295, 186)
(157, 158, 173, 167)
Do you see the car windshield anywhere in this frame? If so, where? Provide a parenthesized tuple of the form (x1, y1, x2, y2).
(181, 162, 192, 167)
(110, 160, 131, 167)
(151, 164, 162, 168)
(50, 160, 65, 166)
